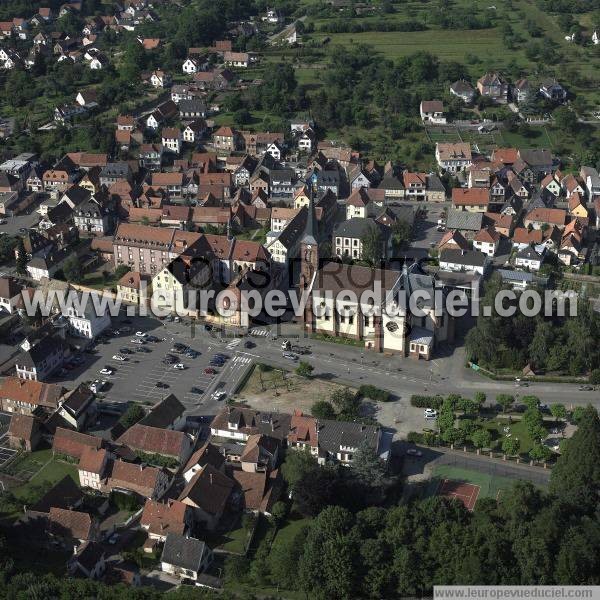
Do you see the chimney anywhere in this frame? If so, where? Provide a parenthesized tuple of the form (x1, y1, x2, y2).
(210, 473, 213, 485)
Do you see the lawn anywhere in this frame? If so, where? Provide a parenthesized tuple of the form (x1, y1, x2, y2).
(483, 417, 539, 456)
(12, 457, 79, 504)
(271, 515, 311, 549)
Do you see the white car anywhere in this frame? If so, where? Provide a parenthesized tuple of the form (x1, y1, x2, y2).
(282, 352, 299, 361)
(130, 338, 145, 345)
(211, 391, 227, 401)
(112, 354, 126, 361)
(100, 367, 114, 376)
(173, 363, 186, 370)
(424, 408, 438, 419)
(90, 379, 108, 394)
(135, 331, 147, 337)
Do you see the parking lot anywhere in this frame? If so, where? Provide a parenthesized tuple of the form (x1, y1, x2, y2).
(49, 313, 257, 414)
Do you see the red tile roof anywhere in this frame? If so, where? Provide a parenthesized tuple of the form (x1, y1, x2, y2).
(117, 424, 189, 459)
(53, 427, 102, 459)
(141, 498, 188, 537)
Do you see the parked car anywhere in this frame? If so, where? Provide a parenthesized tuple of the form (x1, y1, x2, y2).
(211, 391, 227, 402)
(112, 354, 127, 361)
(204, 367, 217, 375)
(190, 386, 203, 394)
(136, 346, 151, 353)
(406, 448, 423, 457)
(185, 350, 199, 358)
(423, 408, 437, 420)
(135, 331, 147, 337)
(173, 363, 186, 370)
(119, 348, 133, 354)
(244, 341, 255, 349)
(90, 379, 108, 394)
(131, 338, 145, 345)
(100, 367, 114, 376)
(146, 335, 159, 342)
(282, 352, 299, 361)
(155, 381, 169, 388)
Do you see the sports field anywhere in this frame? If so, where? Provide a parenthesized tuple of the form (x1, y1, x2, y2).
(426, 465, 525, 504)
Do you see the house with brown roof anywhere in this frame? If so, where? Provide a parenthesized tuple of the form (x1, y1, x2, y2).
(7, 414, 42, 451)
(435, 143, 472, 173)
(452, 188, 489, 212)
(524, 208, 567, 230)
(183, 442, 225, 482)
(48, 507, 97, 546)
(437, 230, 469, 252)
(57, 384, 96, 430)
(240, 434, 280, 473)
(419, 100, 446, 124)
(53, 427, 103, 459)
(78, 447, 110, 490)
(511, 227, 544, 250)
(0, 276, 23, 314)
(117, 271, 151, 305)
(0, 377, 64, 415)
(117, 424, 193, 464)
(473, 227, 501, 256)
(141, 498, 193, 542)
(230, 468, 283, 515)
(178, 464, 234, 530)
(106, 459, 170, 500)
(212, 126, 239, 152)
(477, 72, 508, 102)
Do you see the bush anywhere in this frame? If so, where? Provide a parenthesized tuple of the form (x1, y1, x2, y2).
(406, 431, 423, 444)
(296, 361, 314, 378)
(589, 369, 600, 384)
(358, 384, 391, 402)
(410, 395, 443, 409)
(110, 491, 140, 511)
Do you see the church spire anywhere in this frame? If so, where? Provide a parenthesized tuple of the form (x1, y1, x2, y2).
(302, 172, 318, 245)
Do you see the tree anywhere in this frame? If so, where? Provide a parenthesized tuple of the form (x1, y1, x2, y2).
(437, 397, 455, 432)
(360, 225, 383, 265)
(311, 400, 336, 420)
(294, 467, 338, 516)
(270, 500, 288, 525)
(496, 394, 514, 413)
(553, 106, 578, 135)
(474, 392, 486, 405)
(62, 255, 83, 283)
(471, 428, 492, 449)
(391, 219, 412, 251)
(330, 388, 360, 420)
(529, 442, 552, 463)
(502, 436, 520, 456)
(15, 238, 27, 275)
(281, 447, 317, 490)
(118, 403, 146, 429)
(114, 264, 130, 280)
(550, 404, 567, 421)
(296, 361, 314, 377)
(550, 406, 600, 507)
(298, 506, 357, 597)
(521, 395, 540, 410)
(352, 439, 386, 487)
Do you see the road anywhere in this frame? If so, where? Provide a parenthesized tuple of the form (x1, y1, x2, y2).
(48, 308, 600, 424)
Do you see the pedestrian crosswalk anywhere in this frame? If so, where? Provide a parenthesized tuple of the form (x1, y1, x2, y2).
(226, 338, 241, 350)
(249, 329, 269, 337)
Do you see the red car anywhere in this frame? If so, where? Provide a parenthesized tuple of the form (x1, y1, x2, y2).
(204, 367, 216, 375)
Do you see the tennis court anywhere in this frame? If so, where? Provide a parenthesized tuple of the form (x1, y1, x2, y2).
(437, 478, 480, 511)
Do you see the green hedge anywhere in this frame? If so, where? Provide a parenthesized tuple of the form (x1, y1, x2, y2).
(358, 384, 391, 402)
(410, 395, 444, 409)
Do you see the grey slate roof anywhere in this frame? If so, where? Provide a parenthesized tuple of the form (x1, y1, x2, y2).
(161, 533, 208, 572)
(334, 217, 390, 239)
(440, 249, 488, 267)
(139, 394, 185, 429)
(16, 333, 66, 369)
(317, 419, 380, 453)
(445, 209, 483, 231)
